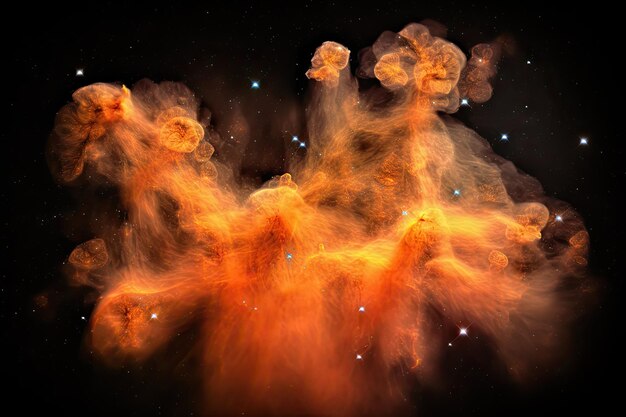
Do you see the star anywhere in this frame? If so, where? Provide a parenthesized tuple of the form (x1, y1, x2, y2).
(80, 316, 86, 320)
(299, 142, 306, 148)
(251, 80, 260, 89)
(579, 137, 588, 145)
(286, 252, 293, 260)
(150, 313, 158, 319)
(358, 306, 365, 313)
(500, 134, 509, 142)
(401, 210, 408, 216)
(448, 342, 453, 346)
(356, 354, 363, 360)
(453, 189, 461, 197)
(291, 135, 299, 142)
(76, 68, 84, 76)
(459, 327, 468, 336)
(460, 98, 469, 106)
(526, 60, 531, 65)
(555, 215, 563, 222)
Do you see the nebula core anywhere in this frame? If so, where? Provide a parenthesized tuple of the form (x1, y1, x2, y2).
(49, 22, 588, 416)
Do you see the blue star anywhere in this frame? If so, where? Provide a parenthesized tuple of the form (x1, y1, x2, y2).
(500, 134, 509, 142)
(251, 80, 260, 89)
(453, 189, 461, 197)
(460, 98, 469, 106)
(299, 142, 306, 148)
(292, 135, 299, 142)
(286, 252, 293, 260)
(401, 210, 408, 216)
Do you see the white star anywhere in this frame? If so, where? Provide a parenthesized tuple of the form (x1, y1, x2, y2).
(251, 81, 260, 89)
(501, 134, 509, 141)
(291, 135, 299, 142)
(358, 306, 365, 313)
(555, 215, 563, 222)
(526, 60, 531, 65)
(459, 328, 468, 336)
(460, 98, 469, 106)
(579, 137, 588, 145)
(356, 354, 363, 360)
(76, 69, 84, 76)
(150, 313, 158, 319)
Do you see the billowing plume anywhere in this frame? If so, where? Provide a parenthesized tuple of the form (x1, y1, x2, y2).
(49, 22, 588, 417)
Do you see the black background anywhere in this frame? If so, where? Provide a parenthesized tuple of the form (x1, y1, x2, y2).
(3, 2, 622, 416)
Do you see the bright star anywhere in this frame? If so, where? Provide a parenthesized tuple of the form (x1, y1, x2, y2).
(448, 342, 453, 346)
(526, 60, 531, 65)
(401, 210, 408, 216)
(76, 69, 84, 76)
(358, 306, 365, 313)
(299, 142, 306, 148)
(292, 135, 299, 142)
(356, 354, 363, 360)
(286, 252, 293, 260)
(501, 134, 509, 141)
(555, 215, 563, 222)
(80, 316, 86, 320)
(459, 328, 468, 336)
(251, 81, 260, 89)
(151, 313, 158, 319)
(453, 189, 461, 197)
(460, 98, 469, 106)
(579, 137, 588, 145)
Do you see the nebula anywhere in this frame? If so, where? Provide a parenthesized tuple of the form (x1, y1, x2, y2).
(48, 22, 588, 416)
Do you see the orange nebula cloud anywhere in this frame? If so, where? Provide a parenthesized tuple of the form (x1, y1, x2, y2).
(49, 22, 588, 417)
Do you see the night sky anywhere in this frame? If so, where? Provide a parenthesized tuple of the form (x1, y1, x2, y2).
(4, 2, 622, 416)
